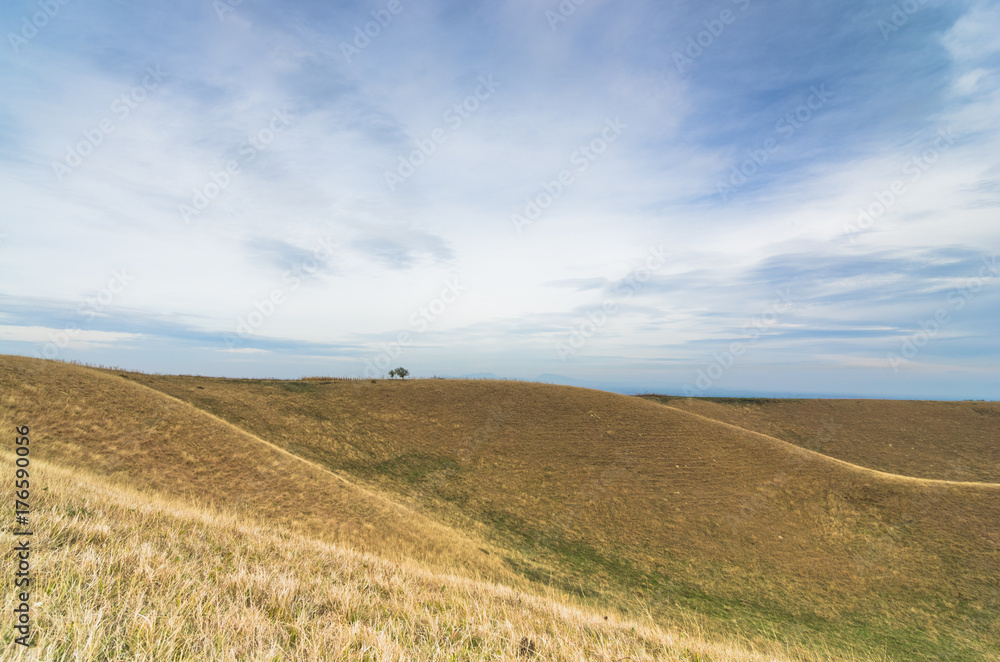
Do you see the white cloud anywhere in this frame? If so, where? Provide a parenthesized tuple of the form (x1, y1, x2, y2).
(0, 0, 997, 397)
(0, 325, 142, 347)
(942, 2, 1000, 62)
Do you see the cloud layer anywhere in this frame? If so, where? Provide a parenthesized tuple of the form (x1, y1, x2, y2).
(1, 0, 997, 398)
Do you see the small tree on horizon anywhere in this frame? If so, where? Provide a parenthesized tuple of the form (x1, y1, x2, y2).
(388, 367, 409, 379)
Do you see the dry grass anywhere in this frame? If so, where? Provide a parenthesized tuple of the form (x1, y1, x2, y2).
(113, 363, 1000, 660)
(0, 356, 515, 584)
(3, 355, 999, 660)
(1, 455, 799, 661)
(644, 396, 1000, 483)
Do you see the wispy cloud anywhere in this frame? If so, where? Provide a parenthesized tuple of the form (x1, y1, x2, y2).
(0, 0, 997, 398)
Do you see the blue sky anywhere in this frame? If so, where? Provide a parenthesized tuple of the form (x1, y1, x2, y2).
(1, 0, 998, 398)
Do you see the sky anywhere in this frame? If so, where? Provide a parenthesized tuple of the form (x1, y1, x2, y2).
(1, 0, 998, 398)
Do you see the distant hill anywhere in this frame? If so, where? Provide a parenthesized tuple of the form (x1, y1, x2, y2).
(454, 372, 505, 380)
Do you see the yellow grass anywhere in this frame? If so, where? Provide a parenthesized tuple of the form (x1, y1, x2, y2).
(0, 356, 514, 583)
(1, 455, 798, 661)
(2, 355, 998, 660)
(113, 363, 999, 659)
(648, 396, 1000, 483)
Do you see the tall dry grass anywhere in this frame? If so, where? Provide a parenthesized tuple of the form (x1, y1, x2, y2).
(0, 455, 810, 662)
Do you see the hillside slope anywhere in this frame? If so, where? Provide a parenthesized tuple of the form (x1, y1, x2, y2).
(0, 453, 781, 661)
(641, 396, 1000, 483)
(116, 367, 1000, 661)
(0, 355, 514, 583)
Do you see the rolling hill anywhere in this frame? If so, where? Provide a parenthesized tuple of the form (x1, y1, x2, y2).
(641, 395, 1000, 483)
(2, 355, 998, 660)
(2, 450, 764, 661)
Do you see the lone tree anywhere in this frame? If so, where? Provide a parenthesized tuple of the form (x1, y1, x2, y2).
(388, 367, 409, 379)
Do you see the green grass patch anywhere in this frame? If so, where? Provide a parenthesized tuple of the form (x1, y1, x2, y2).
(367, 454, 462, 486)
(462, 504, 998, 662)
(268, 380, 319, 393)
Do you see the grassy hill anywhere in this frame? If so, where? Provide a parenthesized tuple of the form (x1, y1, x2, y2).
(0, 355, 515, 581)
(1, 452, 765, 661)
(641, 396, 1000, 483)
(110, 363, 999, 660)
(0, 356, 791, 662)
(2, 355, 998, 660)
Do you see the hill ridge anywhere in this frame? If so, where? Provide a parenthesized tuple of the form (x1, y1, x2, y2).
(91, 364, 462, 518)
(134, 371, 1000, 489)
(656, 403, 1000, 489)
(644, 394, 1000, 483)
(0, 355, 519, 583)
